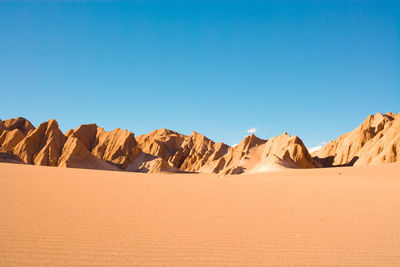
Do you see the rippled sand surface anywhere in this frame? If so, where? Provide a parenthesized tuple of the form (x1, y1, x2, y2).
(1, 163, 399, 266)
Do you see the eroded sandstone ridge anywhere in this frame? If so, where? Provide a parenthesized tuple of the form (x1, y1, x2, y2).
(313, 112, 400, 167)
(208, 133, 316, 175)
(1, 112, 398, 174)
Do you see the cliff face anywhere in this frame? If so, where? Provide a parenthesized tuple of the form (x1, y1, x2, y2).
(136, 129, 186, 161)
(213, 134, 267, 175)
(0, 118, 36, 164)
(1, 117, 35, 135)
(127, 129, 186, 173)
(13, 119, 67, 166)
(65, 124, 139, 169)
(1, 118, 139, 171)
(313, 112, 400, 167)
(58, 137, 118, 171)
(1, 113, 398, 174)
(354, 113, 400, 166)
(210, 133, 316, 175)
(130, 129, 229, 173)
(170, 131, 229, 173)
(0, 117, 36, 154)
(0, 129, 25, 153)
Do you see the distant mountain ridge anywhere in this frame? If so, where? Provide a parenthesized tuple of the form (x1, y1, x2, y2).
(0, 112, 399, 174)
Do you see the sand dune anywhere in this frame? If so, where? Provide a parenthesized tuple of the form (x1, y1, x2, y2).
(1, 162, 399, 266)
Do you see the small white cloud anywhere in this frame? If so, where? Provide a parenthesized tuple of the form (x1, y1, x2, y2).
(246, 127, 257, 134)
(308, 145, 322, 153)
(232, 144, 238, 147)
(307, 141, 327, 153)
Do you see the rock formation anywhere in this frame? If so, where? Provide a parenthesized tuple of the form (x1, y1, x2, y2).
(1, 117, 35, 135)
(65, 124, 98, 150)
(170, 131, 230, 172)
(65, 124, 139, 169)
(126, 129, 186, 173)
(1, 113, 398, 174)
(92, 127, 138, 169)
(136, 129, 186, 161)
(58, 137, 117, 171)
(0, 117, 35, 153)
(13, 119, 67, 166)
(0, 129, 25, 153)
(313, 112, 399, 167)
(261, 133, 315, 169)
(131, 130, 230, 173)
(214, 134, 267, 175)
(214, 133, 316, 175)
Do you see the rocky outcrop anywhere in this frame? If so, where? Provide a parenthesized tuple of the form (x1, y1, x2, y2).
(313, 112, 399, 167)
(13, 119, 67, 166)
(64, 124, 139, 169)
(136, 129, 186, 161)
(261, 133, 315, 169)
(0, 117, 35, 153)
(0, 118, 139, 170)
(132, 130, 230, 173)
(66, 124, 98, 150)
(354, 113, 400, 165)
(58, 137, 117, 171)
(125, 129, 186, 173)
(214, 134, 266, 175)
(170, 131, 229, 172)
(215, 133, 315, 175)
(92, 128, 138, 169)
(0, 129, 25, 153)
(0, 117, 317, 174)
(2, 117, 35, 135)
(127, 154, 179, 173)
(1, 113, 398, 174)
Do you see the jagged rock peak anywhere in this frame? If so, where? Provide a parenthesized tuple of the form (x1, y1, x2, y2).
(0, 129, 25, 153)
(237, 134, 267, 154)
(1, 113, 398, 174)
(354, 114, 400, 166)
(66, 124, 98, 150)
(136, 128, 186, 161)
(262, 133, 315, 169)
(313, 112, 398, 167)
(139, 128, 184, 139)
(2, 117, 35, 135)
(58, 136, 118, 171)
(170, 131, 229, 172)
(65, 124, 138, 169)
(12, 119, 67, 166)
(93, 127, 138, 169)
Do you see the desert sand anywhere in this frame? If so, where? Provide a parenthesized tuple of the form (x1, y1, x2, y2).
(1, 162, 399, 266)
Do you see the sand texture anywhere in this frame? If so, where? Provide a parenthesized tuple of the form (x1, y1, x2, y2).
(1, 162, 399, 266)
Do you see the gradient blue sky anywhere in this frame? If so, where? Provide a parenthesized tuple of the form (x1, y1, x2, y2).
(1, 1, 399, 147)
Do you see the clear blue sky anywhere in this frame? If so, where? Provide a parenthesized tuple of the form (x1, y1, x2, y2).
(1, 1, 399, 147)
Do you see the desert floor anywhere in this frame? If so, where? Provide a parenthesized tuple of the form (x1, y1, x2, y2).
(0, 163, 399, 266)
